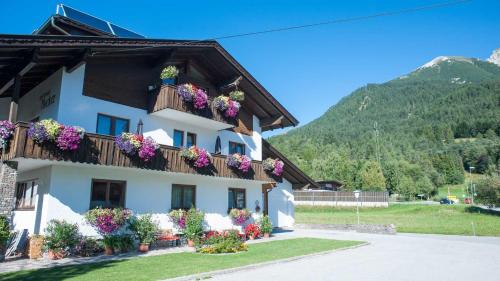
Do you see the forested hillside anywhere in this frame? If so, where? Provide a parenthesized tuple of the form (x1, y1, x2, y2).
(269, 50, 500, 199)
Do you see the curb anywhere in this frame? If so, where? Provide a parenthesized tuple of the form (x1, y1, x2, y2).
(162, 241, 370, 281)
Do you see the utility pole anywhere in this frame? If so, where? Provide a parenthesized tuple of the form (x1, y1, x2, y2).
(469, 166, 475, 205)
(374, 121, 381, 166)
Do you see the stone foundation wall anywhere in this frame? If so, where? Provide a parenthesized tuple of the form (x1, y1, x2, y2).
(0, 161, 17, 222)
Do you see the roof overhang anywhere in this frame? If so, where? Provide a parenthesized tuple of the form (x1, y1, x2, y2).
(0, 34, 298, 130)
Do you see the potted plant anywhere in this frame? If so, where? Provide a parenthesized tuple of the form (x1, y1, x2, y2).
(229, 208, 251, 225)
(129, 214, 159, 253)
(0, 216, 10, 262)
(176, 83, 208, 109)
(27, 119, 85, 151)
(259, 215, 273, 238)
(263, 158, 285, 177)
(184, 208, 204, 247)
(180, 146, 212, 168)
(227, 153, 252, 173)
(84, 208, 132, 256)
(0, 120, 15, 149)
(160, 65, 179, 85)
(43, 220, 80, 260)
(244, 223, 261, 240)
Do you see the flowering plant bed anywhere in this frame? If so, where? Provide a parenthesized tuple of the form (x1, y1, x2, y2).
(244, 223, 261, 239)
(115, 132, 159, 162)
(0, 120, 15, 148)
(168, 209, 187, 230)
(229, 208, 251, 225)
(27, 119, 85, 151)
(213, 90, 244, 118)
(176, 83, 208, 110)
(227, 153, 252, 173)
(263, 158, 285, 176)
(180, 146, 212, 168)
(198, 230, 247, 254)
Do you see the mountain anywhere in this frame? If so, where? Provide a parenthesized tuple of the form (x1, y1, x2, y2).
(269, 49, 500, 198)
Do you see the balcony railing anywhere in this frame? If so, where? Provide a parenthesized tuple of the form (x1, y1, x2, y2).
(148, 85, 236, 127)
(1, 123, 278, 182)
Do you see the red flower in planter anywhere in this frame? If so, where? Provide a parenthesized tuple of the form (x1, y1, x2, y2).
(244, 223, 261, 239)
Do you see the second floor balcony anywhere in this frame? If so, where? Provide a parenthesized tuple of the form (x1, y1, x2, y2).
(148, 85, 236, 131)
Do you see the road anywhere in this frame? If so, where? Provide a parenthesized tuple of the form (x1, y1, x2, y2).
(211, 229, 500, 281)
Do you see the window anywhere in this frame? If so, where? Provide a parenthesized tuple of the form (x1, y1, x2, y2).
(15, 180, 38, 210)
(173, 130, 184, 147)
(96, 114, 129, 136)
(228, 188, 246, 210)
(186, 132, 197, 147)
(171, 184, 196, 210)
(229, 142, 245, 155)
(90, 180, 126, 209)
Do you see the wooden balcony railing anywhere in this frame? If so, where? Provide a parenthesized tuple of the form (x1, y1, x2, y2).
(148, 85, 236, 126)
(1, 123, 278, 182)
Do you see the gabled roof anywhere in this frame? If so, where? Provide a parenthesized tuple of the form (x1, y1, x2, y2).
(0, 34, 298, 130)
(262, 139, 319, 189)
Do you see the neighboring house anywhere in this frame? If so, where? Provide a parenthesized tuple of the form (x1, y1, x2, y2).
(0, 6, 315, 236)
(316, 180, 344, 191)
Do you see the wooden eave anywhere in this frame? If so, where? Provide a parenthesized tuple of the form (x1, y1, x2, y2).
(0, 34, 298, 130)
(262, 139, 319, 189)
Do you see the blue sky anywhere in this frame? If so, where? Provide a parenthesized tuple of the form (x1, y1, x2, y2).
(1, 0, 499, 137)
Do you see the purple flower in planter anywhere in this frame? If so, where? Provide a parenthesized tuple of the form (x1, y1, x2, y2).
(56, 126, 84, 151)
(239, 156, 251, 173)
(176, 84, 194, 102)
(115, 134, 136, 155)
(193, 89, 208, 109)
(273, 160, 284, 176)
(138, 137, 159, 162)
(27, 122, 49, 144)
(224, 100, 240, 118)
(194, 148, 211, 168)
(0, 120, 15, 147)
(227, 154, 241, 168)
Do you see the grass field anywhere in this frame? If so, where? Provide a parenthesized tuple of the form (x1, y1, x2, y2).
(0, 238, 363, 281)
(296, 204, 500, 236)
(436, 173, 484, 200)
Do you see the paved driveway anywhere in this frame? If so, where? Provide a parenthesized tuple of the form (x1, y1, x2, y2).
(212, 229, 500, 281)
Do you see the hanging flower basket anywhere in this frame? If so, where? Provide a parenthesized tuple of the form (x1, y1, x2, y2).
(0, 120, 15, 148)
(176, 83, 208, 109)
(229, 208, 251, 225)
(27, 119, 85, 151)
(227, 153, 252, 173)
(160, 65, 179, 85)
(213, 90, 244, 118)
(180, 146, 212, 168)
(263, 158, 285, 176)
(115, 132, 159, 162)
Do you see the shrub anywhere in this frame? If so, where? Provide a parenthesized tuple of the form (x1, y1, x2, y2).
(75, 237, 103, 257)
(0, 216, 10, 248)
(129, 214, 159, 245)
(475, 177, 500, 207)
(184, 208, 204, 243)
(198, 230, 247, 254)
(244, 223, 261, 238)
(259, 215, 273, 234)
(113, 235, 135, 252)
(43, 220, 80, 255)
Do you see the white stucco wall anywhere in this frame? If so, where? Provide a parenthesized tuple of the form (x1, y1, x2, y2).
(26, 164, 264, 236)
(268, 178, 295, 227)
(12, 166, 52, 234)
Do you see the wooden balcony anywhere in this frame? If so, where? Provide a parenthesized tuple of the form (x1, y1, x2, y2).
(148, 85, 236, 129)
(2, 123, 278, 183)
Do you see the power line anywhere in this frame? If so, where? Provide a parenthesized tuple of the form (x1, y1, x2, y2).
(92, 0, 471, 56)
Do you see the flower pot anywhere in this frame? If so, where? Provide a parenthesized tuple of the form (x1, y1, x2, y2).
(162, 78, 176, 85)
(104, 246, 114, 256)
(48, 249, 65, 260)
(139, 243, 150, 253)
(263, 233, 270, 239)
(187, 240, 195, 247)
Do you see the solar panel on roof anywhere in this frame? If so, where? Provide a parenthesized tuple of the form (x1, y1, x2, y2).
(57, 4, 145, 38)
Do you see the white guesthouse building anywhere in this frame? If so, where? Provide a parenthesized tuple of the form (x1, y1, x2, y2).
(0, 10, 317, 236)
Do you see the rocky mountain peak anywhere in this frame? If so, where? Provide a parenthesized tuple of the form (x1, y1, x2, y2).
(487, 48, 500, 66)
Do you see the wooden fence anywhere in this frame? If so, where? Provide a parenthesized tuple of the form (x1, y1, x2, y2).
(293, 191, 389, 207)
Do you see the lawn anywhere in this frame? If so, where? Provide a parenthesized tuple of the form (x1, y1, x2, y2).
(0, 238, 363, 281)
(296, 204, 500, 236)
